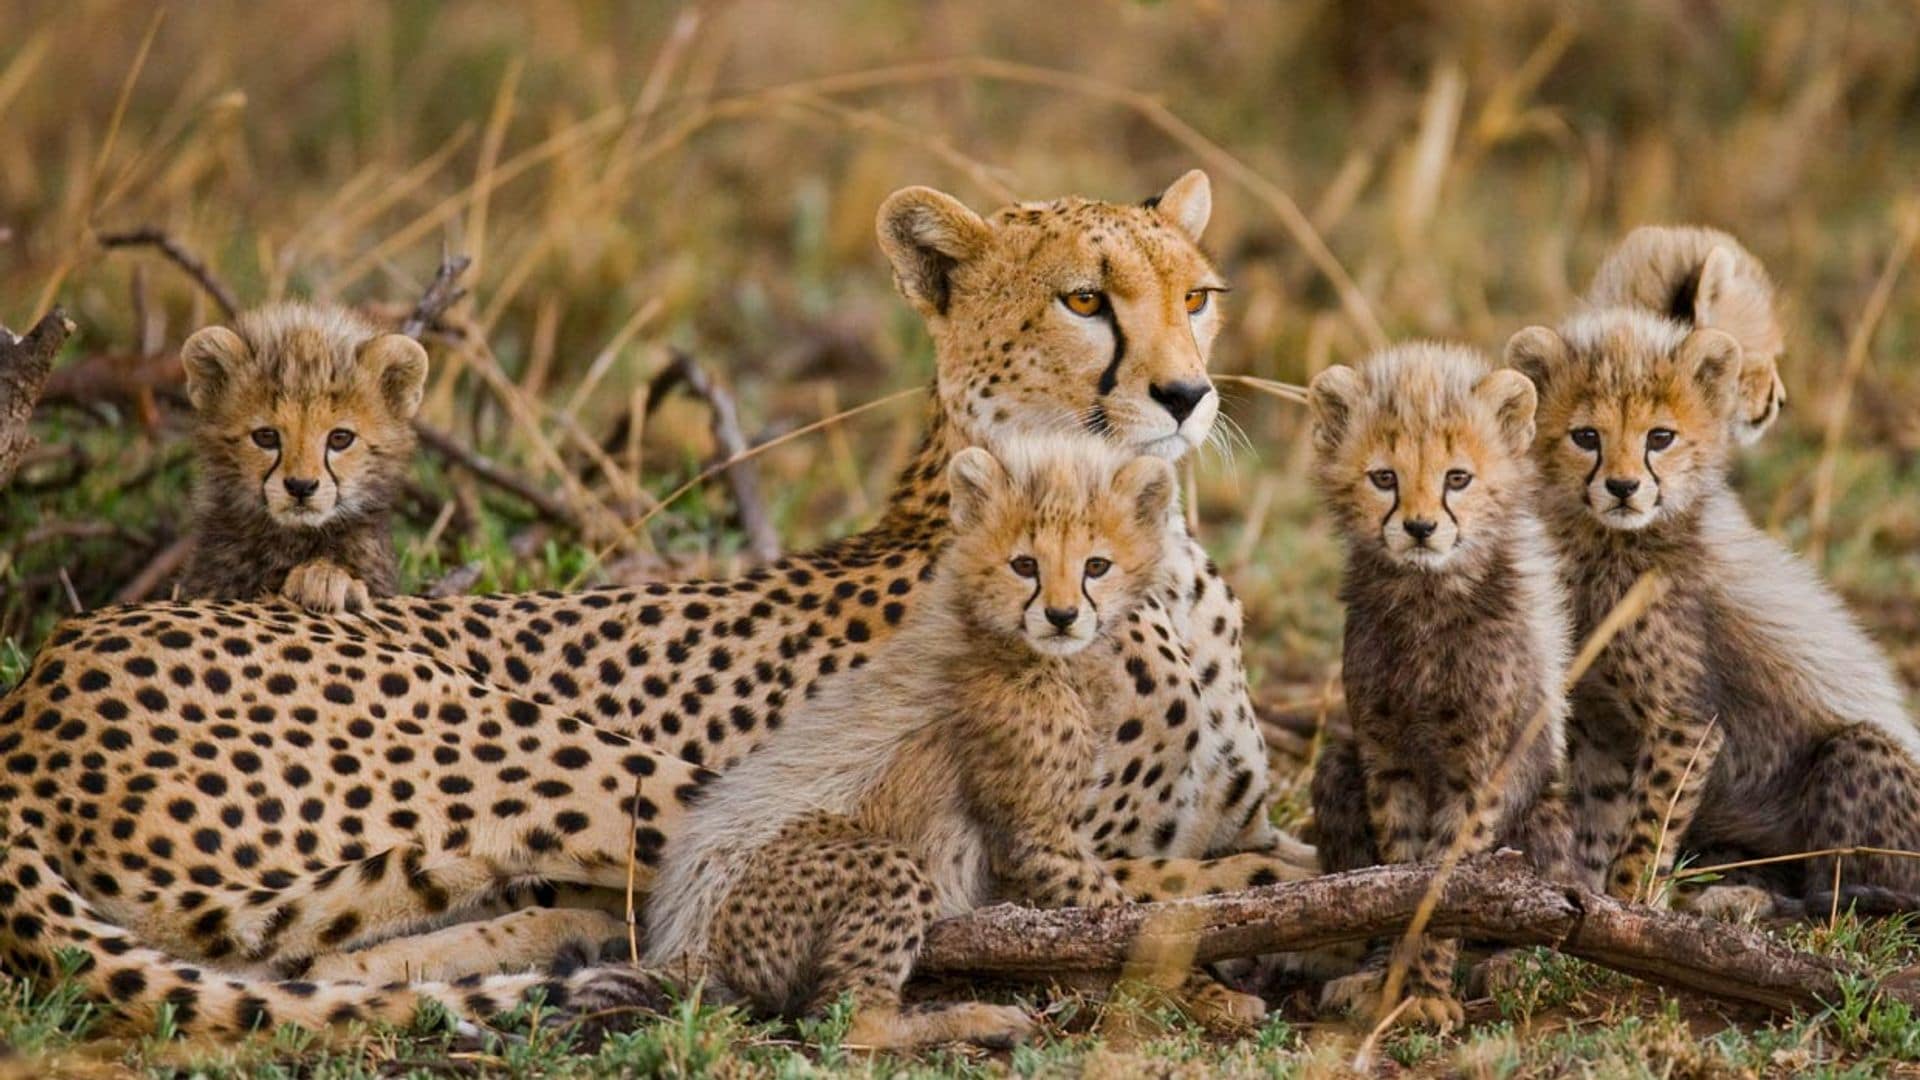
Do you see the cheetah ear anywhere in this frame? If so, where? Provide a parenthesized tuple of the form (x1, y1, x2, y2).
(876, 186, 992, 319)
(1503, 325, 1569, 397)
(1306, 365, 1365, 457)
(1116, 455, 1178, 530)
(358, 333, 430, 419)
(1680, 326, 1742, 419)
(180, 325, 250, 413)
(1474, 368, 1538, 456)
(1689, 245, 1739, 327)
(946, 446, 1007, 530)
(1149, 169, 1211, 240)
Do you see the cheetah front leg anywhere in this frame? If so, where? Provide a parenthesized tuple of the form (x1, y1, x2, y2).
(281, 558, 372, 613)
(1349, 760, 1465, 1031)
(1609, 710, 1724, 907)
(300, 907, 630, 984)
(993, 824, 1128, 910)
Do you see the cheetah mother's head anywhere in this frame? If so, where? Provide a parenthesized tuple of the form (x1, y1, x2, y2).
(878, 171, 1225, 461)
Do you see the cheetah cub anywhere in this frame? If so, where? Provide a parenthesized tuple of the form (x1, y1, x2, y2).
(179, 302, 425, 612)
(1306, 344, 1573, 1030)
(646, 434, 1178, 1050)
(1586, 225, 1785, 444)
(1509, 310, 1920, 913)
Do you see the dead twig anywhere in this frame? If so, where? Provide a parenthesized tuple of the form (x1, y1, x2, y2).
(918, 850, 1901, 1016)
(113, 534, 194, 604)
(400, 253, 474, 340)
(0, 308, 75, 488)
(647, 350, 780, 563)
(414, 421, 588, 535)
(96, 228, 240, 320)
(424, 561, 485, 599)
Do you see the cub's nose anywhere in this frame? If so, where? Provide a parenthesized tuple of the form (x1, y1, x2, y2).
(1148, 380, 1212, 424)
(1403, 519, 1437, 543)
(284, 477, 321, 500)
(1604, 477, 1641, 500)
(1043, 606, 1080, 631)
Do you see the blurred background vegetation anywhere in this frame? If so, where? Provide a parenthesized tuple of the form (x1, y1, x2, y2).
(3, 1, 1920, 1074)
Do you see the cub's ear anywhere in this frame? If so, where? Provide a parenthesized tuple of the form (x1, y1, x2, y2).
(876, 186, 992, 318)
(358, 333, 430, 419)
(1690, 244, 1738, 326)
(1503, 325, 1569, 396)
(946, 446, 1007, 531)
(180, 325, 251, 413)
(1149, 169, 1212, 240)
(1679, 326, 1742, 418)
(1116, 455, 1178, 530)
(1474, 368, 1538, 456)
(1307, 365, 1366, 457)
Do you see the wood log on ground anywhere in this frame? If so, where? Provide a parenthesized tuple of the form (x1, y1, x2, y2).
(0, 309, 75, 488)
(917, 850, 1894, 1015)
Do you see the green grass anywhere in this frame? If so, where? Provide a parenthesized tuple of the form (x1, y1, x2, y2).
(4, 0, 1920, 1074)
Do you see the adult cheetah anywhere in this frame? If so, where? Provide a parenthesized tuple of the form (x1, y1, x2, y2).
(0, 170, 1304, 1034)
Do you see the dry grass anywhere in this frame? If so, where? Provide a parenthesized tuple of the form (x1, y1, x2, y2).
(3, 0, 1920, 1075)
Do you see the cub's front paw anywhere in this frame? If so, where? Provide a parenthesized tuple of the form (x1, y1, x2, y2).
(282, 559, 371, 614)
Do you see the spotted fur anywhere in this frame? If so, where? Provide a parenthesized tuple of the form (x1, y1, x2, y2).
(179, 302, 424, 613)
(0, 174, 1304, 1035)
(1509, 310, 1920, 909)
(1306, 344, 1573, 1028)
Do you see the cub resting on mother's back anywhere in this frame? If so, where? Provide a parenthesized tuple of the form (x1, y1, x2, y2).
(179, 302, 425, 613)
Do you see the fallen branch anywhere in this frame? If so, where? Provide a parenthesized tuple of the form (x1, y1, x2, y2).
(97, 228, 240, 320)
(414, 420, 587, 534)
(647, 351, 780, 563)
(113, 534, 194, 604)
(425, 561, 485, 598)
(917, 850, 1896, 1016)
(0, 309, 75, 487)
(400, 253, 474, 340)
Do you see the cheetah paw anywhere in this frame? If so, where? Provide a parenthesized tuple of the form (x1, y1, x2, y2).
(1319, 970, 1461, 1032)
(282, 559, 371, 614)
(1397, 991, 1465, 1033)
(1179, 980, 1267, 1031)
(1318, 967, 1385, 1019)
(1466, 949, 1531, 999)
(1682, 884, 1778, 923)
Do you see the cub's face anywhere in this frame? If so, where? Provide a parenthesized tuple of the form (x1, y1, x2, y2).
(1310, 346, 1536, 573)
(943, 442, 1174, 656)
(878, 171, 1226, 461)
(183, 313, 427, 529)
(1507, 315, 1741, 532)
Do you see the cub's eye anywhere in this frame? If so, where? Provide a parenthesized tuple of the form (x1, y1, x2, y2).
(250, 428, 280, 450)
(1084, 557, 1112, 578)
(1446, 469, 1473, 491)
(1645, 428, 1676, 451)
(1010, 556, 1039, 579)
(1367, 469, 1397, 491)
(1184, 289, 1210, 315)
(1570, 427, 1601, 451)
(1061, 291, 1106, 317)
(327, 429, 357, 452)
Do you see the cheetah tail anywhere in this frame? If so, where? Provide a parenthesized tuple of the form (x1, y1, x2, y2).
(0, 835, 667, 1037)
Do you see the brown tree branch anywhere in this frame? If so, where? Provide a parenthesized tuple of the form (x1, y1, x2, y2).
(414, 420, 587, 534)
(646, 350, 780, 563)
(400, 253, 473, 340)
(97, 228, 241, 320)
(0, 309, 75, 487)
(917, 850, 1895, 1016)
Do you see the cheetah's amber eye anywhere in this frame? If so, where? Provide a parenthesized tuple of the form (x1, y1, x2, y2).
(1184, 289, 1209, 315)
(1446, 469, 1473, 491)
(1645, 428, 1676, 451)
(1061, 291, 1106, 317)
(1570, 427, 1601, 451)
(327, 429, 357, 452)
(1084, 557, 1112, 578)
(250, 428, 280, 450)
(1010, 556, 1039, 579)
(1367, 469, 1397, 491)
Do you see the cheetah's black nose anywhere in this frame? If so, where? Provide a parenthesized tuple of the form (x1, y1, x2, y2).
(1403, 519, 1437, 543)
(1605, 477, 1641, 500)
(1149, 380, 1212, 424)
(284, 477, 320, 500)
(1044, 606, 1080, 630)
